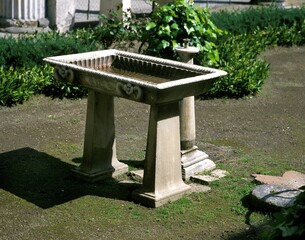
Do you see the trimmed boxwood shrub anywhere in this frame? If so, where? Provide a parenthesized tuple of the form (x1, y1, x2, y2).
(211, 5, 305, 36)
(0, 65, 52, 106)
(204, 32, 269, 98)
(202, 5, 305, 98)
(0, 31, 97, 68)
(0, 30, 97, 106)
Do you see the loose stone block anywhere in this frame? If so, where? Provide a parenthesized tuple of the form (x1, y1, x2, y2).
(211, 169, 228, 179)
(182, 157, 216, 180)
(250, 184, 301, 212)
(129, 170, 144, 183)
(252, 170, 305, 189)
(190, 175, 219, 185)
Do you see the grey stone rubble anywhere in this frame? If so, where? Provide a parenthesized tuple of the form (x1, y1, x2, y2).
(250, 184, 301, 212)
(252, 170, 305, 189)
(129, 170, 144, 183)
(250, 170, 305, 211)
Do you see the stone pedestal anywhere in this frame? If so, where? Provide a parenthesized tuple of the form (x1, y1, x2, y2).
(132, 102, 191, 207)
(72, 90, 128, 182)
(176, 46, 215, 180)
(0, 0, 46, 28)
(100, 0, 131, 17)
(47, 0, 76, 32)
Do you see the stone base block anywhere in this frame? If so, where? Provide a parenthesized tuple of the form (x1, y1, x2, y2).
(72, 163, 128, 183)
(190, 175, 219, 185)
(181, 149, 216, 180)
(0, 18, 38, 28)
(132, 184, 191, 208)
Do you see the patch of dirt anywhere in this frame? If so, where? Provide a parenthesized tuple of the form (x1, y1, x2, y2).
(1, 46, 305, 239)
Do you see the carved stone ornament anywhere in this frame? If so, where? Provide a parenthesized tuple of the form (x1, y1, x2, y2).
(54, 66, 74, 83)
(116, 82, 143, 101)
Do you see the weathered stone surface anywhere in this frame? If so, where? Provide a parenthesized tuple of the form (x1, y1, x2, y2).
(129, 170, 144, 183)
(182, 157, 216, 180)
(211, 169, 228, 178)
(38, 18, 50, 28)
(4, 26, 50, 34)
(252, 170, 305, 189)
(250, 184, 301, 212)
(190, 175, 219, 185)
(47, 0, 76, 32)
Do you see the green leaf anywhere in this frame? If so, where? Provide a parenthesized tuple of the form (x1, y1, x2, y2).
(146, 22, 156, 31)
(171, 23, 179, 30)
(161, 40, 170, 49)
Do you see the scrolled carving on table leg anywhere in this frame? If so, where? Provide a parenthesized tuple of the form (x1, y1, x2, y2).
(54, 66, 74, 83)
(116, 82, 143, 101)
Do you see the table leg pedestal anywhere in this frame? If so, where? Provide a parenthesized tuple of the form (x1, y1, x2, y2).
(133, 102, 190, 207)
(73, 90, 128, 182)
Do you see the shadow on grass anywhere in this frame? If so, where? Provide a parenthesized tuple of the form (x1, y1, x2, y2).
(225, 195, 271, 240)
(0, 148, 140, 209)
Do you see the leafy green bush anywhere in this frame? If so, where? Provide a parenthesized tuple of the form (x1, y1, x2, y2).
(94, 9, 147, 50)
(0, 65, 52, 106)
(203, 5, 305, 98)
(141, 0, 222, 65)
(0, 31, 97, 68)
(204, 32, 269, 98)
(41, 73, 88, 100)
(211, 5, 305, 35)
(0, 31, 96, 105)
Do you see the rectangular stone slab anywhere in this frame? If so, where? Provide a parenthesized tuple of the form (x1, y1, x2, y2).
(44, 50, 227, 105)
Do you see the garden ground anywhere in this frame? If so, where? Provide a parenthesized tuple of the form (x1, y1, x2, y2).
(0, 46, 305, 239)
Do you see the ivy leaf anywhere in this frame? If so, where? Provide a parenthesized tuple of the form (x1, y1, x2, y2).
(184, 25, 195, 35)
(163, 15, 173, 23)
(161, 40, 170, 49)
(171, 23, 179, 30)
(146, 22, 156, 31)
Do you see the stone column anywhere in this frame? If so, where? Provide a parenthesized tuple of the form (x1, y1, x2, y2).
(100, 0, 131, 17)
(72, 90, 128, 182)
(133, 102, 191, 207)
(47, 0, 76, 32)
(0, 0, 46, 28)
(176, 44, 216, 180)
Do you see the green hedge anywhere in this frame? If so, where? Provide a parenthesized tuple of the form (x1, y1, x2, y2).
(0, 31, 97, 68)
(203, 5, 305, 98)
(0, 30, 97, 106)
(205, 32, 269, 98)
(0, 65, 52, 106)
(211, 5, 305, 36)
